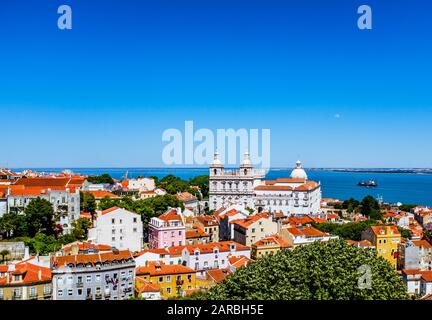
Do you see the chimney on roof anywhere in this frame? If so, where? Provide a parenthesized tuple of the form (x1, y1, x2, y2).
(38, 269, 42, 281)
(112, 247, 119, 254)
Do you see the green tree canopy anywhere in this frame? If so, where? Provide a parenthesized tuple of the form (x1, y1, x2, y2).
(80, 191, 97, 214)
(398, 204, 417, 212)
(97, 194, 184, 227)
(71, 217, 91, 240)
(360, 195, 382, 220)
(86, 173, 115, 185)
(0, 212, 28, 238)
(195, 240, 408, 300)
(24, 197, 55, 237)
(313, 220, 378, 241)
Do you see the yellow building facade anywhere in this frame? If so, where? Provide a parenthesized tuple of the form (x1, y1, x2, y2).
(136, 262, 197, 298)
(362, 225, 401, 268)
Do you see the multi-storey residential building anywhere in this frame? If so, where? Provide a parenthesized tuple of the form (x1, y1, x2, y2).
(87, 207, 143, 253)
(0, 186, 7, 217)
(195, 215, 219, 242)
(179, 241, 250, 276)
(148, 208, 186, 249)
(176, 192, 200, 214)
(52, 249, 135, 300)
(217, 205, 249, 240)
(362, 225, 401, 268)
(0, 260, 52, 300)
(398, 240, 432, 270)
(5, 177, 82, 234)
(134, 247, 184, 267)
(231, 212, 278, 246)
(135, 277, 161, 300)
(251, 234, 290, 260)
(281, 225, 338, 247)
(135, 262, 196, 299)
(402, 269, 432, 296)
(209, 151, 322, 215)
(0, 242, 28, 261)
(186, 225, 210, 245)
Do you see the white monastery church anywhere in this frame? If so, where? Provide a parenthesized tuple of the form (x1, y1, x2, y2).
(209, 151, 321, 216)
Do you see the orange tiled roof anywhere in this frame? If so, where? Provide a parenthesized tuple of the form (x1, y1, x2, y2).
(206, 268, 232, 283)
(136, 278, 161, 293)
(186, 226, 209, 239)
(228, 255, 251, 268)
(158, 209, 182, 222)
(230, 213, 270, 229)
(195, 215, 218, 227)
(136, 262, 194, 276)
(175, 192, 198, 202)
(63, 242, 112, 253)
(411, 240, 432, 249)
(0, 262, 51, 286)
(83, 190, 119, 199)
(370, 225, 400, 236)
(101, 206, 120, 215)
(253, 234, 289, 247)
(287, 226, 330, 238)
(54, 250, 133, 268)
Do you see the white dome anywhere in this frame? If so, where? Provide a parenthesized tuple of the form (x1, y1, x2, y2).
(290, 160, 307, 179)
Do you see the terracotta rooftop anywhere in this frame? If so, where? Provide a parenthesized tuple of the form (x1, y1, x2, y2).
(206, 268, 232, 283)
(136, 262, 194, 276)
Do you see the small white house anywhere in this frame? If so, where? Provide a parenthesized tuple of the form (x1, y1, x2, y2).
(88, 207, 143, 253)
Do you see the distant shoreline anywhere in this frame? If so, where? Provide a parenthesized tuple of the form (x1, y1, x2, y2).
(9, 167, 432, 174)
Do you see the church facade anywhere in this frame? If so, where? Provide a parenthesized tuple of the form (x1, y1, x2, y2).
(209, 152, 321, 216)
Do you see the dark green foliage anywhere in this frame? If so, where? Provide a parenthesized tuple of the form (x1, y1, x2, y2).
(71, 218, 91, 240)
(313, 220, 378, 241)
(196, 240, 408, 300)
(0, 212, 28, 238)
(334, 198, 361, 213)
(80, 191, 97, 214)
(398, 204, 417, 212)
(24, 197, 55, 237)
(86, 173, 114, 185)
(398, 227, 412, 239)
(360, 195, 382, 220)
(98, 194, 184, 227)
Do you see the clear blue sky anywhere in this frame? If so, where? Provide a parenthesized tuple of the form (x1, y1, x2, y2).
(1, 0, 431, 168)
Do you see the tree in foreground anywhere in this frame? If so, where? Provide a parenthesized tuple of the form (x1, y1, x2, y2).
(194, 240, 408, 300)
(24, 197, 55, 237)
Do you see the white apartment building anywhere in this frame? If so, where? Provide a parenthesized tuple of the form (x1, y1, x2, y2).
(88, 207, 143, 253)
(6, 177, 81, 234)
(179, 241, 251, 276)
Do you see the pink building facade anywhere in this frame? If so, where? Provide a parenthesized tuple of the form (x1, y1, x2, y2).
(148, 208, 186, 249)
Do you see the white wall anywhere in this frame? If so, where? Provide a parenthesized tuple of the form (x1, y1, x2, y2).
(89, 208, 143, 253)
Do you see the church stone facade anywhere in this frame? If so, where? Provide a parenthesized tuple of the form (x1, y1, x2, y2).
(209, 152, 321, 216)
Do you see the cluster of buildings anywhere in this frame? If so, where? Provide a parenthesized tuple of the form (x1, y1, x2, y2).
(3, 162, 432, 300)
(209, 152, 321, 215)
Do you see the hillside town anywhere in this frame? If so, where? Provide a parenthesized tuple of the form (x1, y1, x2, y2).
(1, 157, 432, 300)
